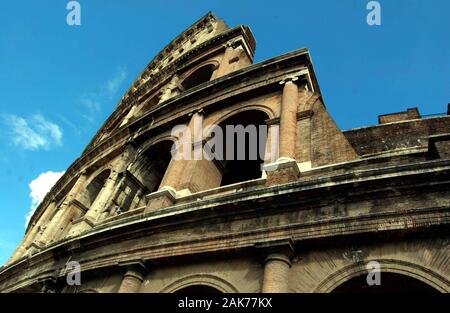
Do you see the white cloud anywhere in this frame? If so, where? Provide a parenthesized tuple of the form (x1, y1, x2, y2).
(5, 114, 63, 151)
(26, 171, 65, 227)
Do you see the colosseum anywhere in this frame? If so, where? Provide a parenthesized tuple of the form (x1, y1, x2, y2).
(0, 12, 449, 293)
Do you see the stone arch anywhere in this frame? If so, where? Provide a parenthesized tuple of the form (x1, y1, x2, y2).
(179, 60, 219, 80)
(83, 166, 111, 190)
(42, 174, 79, 220)
(203, 104, 275, 135)
(137, 91, 162, 117)
(179, 61, 219, 91)
(159, 274, 239, 293)
(129, 137, 176, 194)
(298, 90, 320, 112)
(78, 169, 111, 209)
(314, 259, 449, 293)
(202, 107, 271, 186)
(134, 134, 177, 159)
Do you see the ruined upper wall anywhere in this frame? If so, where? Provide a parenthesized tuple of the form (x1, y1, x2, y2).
(344, 113, 450, 156)
(124, 12, 229, 99)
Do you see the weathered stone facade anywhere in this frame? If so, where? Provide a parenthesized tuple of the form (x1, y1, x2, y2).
(0, 12, 449, 293)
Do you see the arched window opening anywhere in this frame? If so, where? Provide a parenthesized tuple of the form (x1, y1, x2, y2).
(130, 140, 173, 194)
(107, 109, 130, 133)
(332, 272, 438, 293)
(212, 110, 269, 186)
(79, 170, 111, 209)
(139, 94, 160, 116)
(181, 64, 215, 91)
(175, 285, 222, 294)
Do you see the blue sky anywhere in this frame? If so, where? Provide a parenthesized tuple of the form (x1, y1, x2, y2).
(0, 0, 449, 266)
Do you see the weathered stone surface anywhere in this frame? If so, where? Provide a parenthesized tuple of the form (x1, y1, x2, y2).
(1, 12, 449, 294)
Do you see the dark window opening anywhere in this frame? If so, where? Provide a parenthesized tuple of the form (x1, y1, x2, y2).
(332, 272, 438, 293)
(107, 109, 130, 133)
(130, 140, 173, 193)
(181, 64, 215, 91)
(139, 94, 160, 116)
(212, 110, 269, 186)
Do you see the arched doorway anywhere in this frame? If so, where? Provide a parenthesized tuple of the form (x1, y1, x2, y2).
(211, 110, 269, 186)
(174, 285, 222, 294)
(159, 274, 239, 293)
(331, 272, 439, 293)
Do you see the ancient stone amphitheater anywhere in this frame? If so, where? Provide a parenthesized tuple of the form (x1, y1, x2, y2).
(1, 12, 449, 293)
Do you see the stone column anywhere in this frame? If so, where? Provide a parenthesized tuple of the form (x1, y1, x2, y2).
(145, 112, 202, 212)
(263, 78, 302, 185)
(257, 239, 294, 293)
(68, 171, 120, 235)
(129, 189, 144, 211)
(263, 119, 280, 166)
(100, 174, 128, 219)
(115, 140, 137, 172)
(118, 261, 147, 293)
(60, 202, 89, 239)
(85, 171, 119, 220)
(279, 77, 299, 161)
(261, 252, 292, 293)
(159, 111, 203, 192)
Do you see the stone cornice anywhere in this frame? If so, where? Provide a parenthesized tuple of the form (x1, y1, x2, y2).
(2, 206, 449, 293)
(296, 110, 314, 120)
(6, 158, 450, 292)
